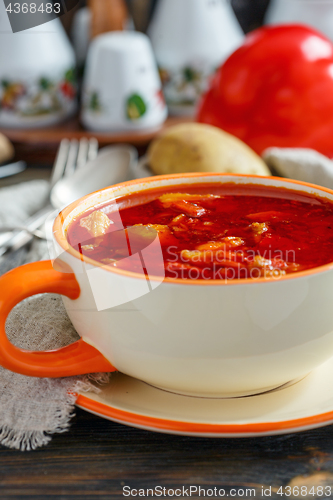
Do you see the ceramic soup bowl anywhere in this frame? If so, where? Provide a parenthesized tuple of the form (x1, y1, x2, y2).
(1, 173, 333, 398)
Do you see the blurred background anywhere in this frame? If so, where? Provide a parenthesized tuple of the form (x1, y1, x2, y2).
(0, 0, 274, 167)
(2, 0, 333, 170)
(62, 0, 271, 35)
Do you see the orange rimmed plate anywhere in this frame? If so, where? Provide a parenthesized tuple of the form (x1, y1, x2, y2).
(76, 357, 333, 437)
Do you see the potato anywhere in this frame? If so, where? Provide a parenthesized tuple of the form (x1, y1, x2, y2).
(0, 133, 14, 164)
(147, 123, 270, 176)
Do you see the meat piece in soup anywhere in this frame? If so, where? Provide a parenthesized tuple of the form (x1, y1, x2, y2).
(67, 186, 333, 280)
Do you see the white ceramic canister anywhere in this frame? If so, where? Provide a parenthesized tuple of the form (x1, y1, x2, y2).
(265, 0, 333, 42)
(0, 0, 77, 128)
(148, 0, 244, 116)
(81, 31, 167, 133)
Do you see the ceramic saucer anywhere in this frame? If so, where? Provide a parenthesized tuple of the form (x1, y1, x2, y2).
(76, 357, 333, 437)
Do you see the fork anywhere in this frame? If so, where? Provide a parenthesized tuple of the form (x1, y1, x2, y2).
(0, 137, 99, 256)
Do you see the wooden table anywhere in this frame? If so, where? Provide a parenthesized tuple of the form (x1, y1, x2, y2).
(0, 116, 191, 165)
(1, 409, 333, 498)
(1, 157, 333, 500)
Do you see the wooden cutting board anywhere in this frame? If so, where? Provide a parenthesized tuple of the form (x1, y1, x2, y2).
(1, 116, 192, 165)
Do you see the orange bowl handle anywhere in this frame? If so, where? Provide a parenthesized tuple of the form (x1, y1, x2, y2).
(0, 260, 116, 377)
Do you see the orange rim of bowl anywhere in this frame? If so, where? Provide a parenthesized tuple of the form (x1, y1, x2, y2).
(53, 172, 333, 286)
(76, 393, 333, 435)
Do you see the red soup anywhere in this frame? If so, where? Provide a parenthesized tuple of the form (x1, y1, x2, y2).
(67, 184, 333, 280)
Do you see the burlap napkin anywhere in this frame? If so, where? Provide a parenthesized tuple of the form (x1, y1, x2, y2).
(0, 180, 110, 451)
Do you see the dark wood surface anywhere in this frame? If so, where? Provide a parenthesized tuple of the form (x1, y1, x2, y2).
(1, 408, 333, 499)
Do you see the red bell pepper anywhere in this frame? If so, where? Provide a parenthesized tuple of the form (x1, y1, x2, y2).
(197, 25, 333, 158)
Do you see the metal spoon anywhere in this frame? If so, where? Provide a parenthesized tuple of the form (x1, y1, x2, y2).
(49, 145, 137, 210)
(0, 161, 26, 179)
(0, 145, 138, 255)
(0, 227, 45, 239)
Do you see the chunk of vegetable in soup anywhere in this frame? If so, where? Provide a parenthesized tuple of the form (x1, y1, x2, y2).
(67, 185, 333, 280)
